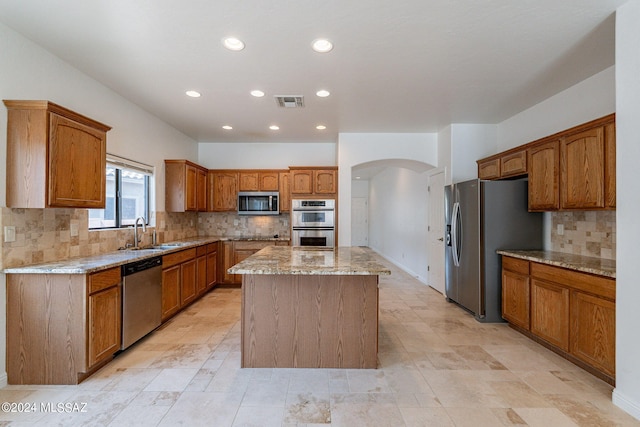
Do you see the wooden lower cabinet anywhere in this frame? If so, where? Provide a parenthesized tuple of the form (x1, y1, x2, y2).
(570, 290, 616, 377)
(7, 266, 121, 384)
(530, 278, 570, 351)
(197, 250, 208, 296)
(162, 265, 181, 320)
(220, 240, 289, 285)
(206, 243, 218, 289)
(501, 256, 615, 384)
(501, 257, 530, 330)
(180, 258, 197, 306)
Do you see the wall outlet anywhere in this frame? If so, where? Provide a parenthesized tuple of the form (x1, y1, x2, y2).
(557, 224, 564, 236)
(4, 226, 16, 242)
(70, 223, 79, 237)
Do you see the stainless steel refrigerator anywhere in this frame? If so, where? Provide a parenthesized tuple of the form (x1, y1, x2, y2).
(445, 179, 543, 322)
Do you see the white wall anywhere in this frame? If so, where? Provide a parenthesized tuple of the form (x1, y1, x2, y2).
(337, 133, 437, 279)
(438, 124, 498, 185)
(497, 66, 615, 152)
(368, 167, 430, 281)
(0, 22, 197, 386)
(613, 0, 640, 420)
(198, 142, 336, 169)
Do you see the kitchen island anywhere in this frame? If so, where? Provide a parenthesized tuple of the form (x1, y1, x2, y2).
(228, 246, 391, 369)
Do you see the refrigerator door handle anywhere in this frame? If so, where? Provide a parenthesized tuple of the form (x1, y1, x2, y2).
(451, 202, 461, 267)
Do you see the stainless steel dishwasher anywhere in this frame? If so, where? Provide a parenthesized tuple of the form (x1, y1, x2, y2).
(121, 256, 162, 349)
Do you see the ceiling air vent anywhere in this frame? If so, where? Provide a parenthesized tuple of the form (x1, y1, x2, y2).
(274, 95, 304, 108)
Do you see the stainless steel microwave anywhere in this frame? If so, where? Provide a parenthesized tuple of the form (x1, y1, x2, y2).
(238, 192, 279, 215)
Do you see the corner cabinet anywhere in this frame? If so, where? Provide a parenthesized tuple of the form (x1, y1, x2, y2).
(501, 256, 615, 384)
(4, 100, 110, 209)
(7, 267, 122, 384)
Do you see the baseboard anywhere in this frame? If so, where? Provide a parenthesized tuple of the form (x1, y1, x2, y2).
(613, 389, 640, 422)
(368, 248, 428, 286)
(0, 371, 7, 388)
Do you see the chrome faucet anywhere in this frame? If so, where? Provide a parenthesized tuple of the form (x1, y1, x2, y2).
(134, 216, 146, 248)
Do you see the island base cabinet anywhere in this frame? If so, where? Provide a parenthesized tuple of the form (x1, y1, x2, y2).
(242, 274, 378, 369)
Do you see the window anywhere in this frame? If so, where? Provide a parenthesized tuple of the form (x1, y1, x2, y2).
(89, 155, 153, 229)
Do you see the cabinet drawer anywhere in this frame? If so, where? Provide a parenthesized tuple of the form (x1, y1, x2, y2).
(163, 248, 197, 268)
(196, 245, 207, 257)
(89, 267, 121, 294)
(234, 241, 274, 251)
(530, 262, 615, 301)
(502, 256, 529, 275)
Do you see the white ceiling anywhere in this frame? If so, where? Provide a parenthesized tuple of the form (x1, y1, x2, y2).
(0, 0, 626, 143)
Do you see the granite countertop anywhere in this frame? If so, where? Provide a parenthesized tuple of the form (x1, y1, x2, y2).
(227, 246, 392, 276)
(2, 235, 290, 275)
(497, 250, 616, 279)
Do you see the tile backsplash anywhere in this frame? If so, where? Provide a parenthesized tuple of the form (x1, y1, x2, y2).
(0, 208, 199, 269)
(198, 212, 290, 238)
(550, 211, 616, 260)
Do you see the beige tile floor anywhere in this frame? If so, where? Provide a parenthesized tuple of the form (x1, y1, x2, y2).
(1, 261, 639, 426)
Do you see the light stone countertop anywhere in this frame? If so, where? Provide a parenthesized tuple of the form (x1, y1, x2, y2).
(497, 250, 616, 279)
(227, 246, 392, 276)
(2, 236, 290, 275)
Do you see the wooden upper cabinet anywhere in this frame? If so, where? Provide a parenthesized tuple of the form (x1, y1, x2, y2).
(208, 170, 238, 211)
(290, 167, 338, 196)
(239, 172, 259, 191)
(560, 127, 605, 210)
(4, 100, 110, 209)
(500, 150, 527, 178)
(528, 140, 560, 211)
(279, 171, 291, 212)
(478, 158, 500, 180)
(165, 160, 208, 212)
(239, 171, 280, 192)
(605, 122, 616, 208)
(290, 169, 314, 194)
(314, 170, 337, 194)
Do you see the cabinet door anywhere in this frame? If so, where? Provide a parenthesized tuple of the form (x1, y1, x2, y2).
(206, 250, 218, 289)
(561, 127, 605, 209)
(570, 291, 615, 376)
(279, 172, 291, 212)
(528, 141, 560, 211)
(531, 278, 569, 351)
(162, 265, 181, 320)
(605, 122, 616, 208)
(221, 241, 235, 284)
(48, 113, 106, 208)
(291, 170, 313, 194)
(196, 255, 207, 296)
(209, 171, 238, 211)
(233, 249, 257, 284)
(88, 285, 121, 367)
(478, 158, 500, 180)
(502, 269, 530, 330)
(259, 172, 279, 191)
(185, 164, 198, 211)
(180, 259, 197, 306)
(197, 168, 207, 212)
(239, 172, 260, 191)
(314, 170, 337, 194)
(501, 150, 527, 178)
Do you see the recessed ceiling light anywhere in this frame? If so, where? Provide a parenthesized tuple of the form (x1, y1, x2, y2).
(223, 37, 245, 51)
(185, 90, 201, 98)
(316, 90, 330, 98)
(269, 125, 280, 130)
(250, 90, 265, 97)
(316, 125, 327, 130)
(222, 125, 233, 130)
(312, 39, 333, 53)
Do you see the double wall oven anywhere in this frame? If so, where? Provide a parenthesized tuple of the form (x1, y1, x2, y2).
(291, 199, 335, 247)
